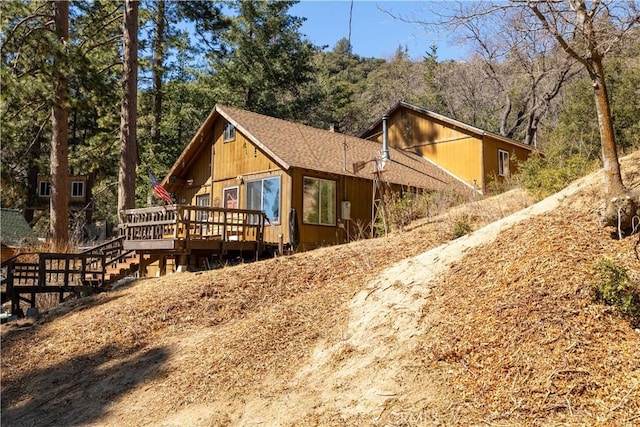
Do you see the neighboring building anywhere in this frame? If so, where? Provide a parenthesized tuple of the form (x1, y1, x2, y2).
(162, 104, 470, 252)
(35, 174, 91, 211)
(27, 174, 94, 228)
(360, 102, 537, 194)
(0, 208, 38, 262)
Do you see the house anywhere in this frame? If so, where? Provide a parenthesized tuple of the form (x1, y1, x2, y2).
(359, 102, 537, 194)
(159, 104, 470, 253)
(0, 208, 38, 263)
(26, 174, 94, 227)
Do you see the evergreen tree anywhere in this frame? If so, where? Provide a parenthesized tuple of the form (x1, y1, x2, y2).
(206, 0, 319, 121)
(310, 38, 385, 134)
(1, 0, 124, 228)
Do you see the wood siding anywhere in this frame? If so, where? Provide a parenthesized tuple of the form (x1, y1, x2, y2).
(166, 107, 462, 253)
(370, 109, 484, 190)
(174, 119, 290, 245)
(290, 168, 374, 251)
(364, 106, 535, 193)
(482, 135, 532, 188)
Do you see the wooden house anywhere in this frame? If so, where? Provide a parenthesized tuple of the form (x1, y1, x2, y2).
(35, 174, 91, 210)
(27, 174, 94, 228)
(157, 104, 470, 254)
(360, 102, 537, 194)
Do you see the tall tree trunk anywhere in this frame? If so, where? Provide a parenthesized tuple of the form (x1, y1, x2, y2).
(591, 58, 625, 196)
(50, 0, 69, 247)
(25, 137, 42, 225)
(151, 0, 165, 148)
(118, 0, 139, 215)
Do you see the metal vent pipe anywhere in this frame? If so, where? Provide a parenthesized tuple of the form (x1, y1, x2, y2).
(382, 115, 390, 161)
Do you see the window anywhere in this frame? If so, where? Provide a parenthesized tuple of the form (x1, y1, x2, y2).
(223, 186, 239, 209)
(71, 181, 85, 198)
(195, 194, 210, 221)
(39, 181, 51, 197)
(303, 177, 336, 226)
(246, 176, 280, 223)
(498, 149, 510, 177)
(224, 123, 235, 142)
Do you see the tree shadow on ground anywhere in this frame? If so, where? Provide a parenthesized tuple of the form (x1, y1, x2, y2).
(1, 342, 169, 427)
(0, 293, 125, 349)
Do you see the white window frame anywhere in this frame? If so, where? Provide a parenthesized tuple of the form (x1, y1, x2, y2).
(39, 181, 51, 197)
(195, 194, 211, 222)
(498, 149, 510, 177)
(71, 181, 85, 198)
(223, 123, 236, 142)
(302, 176, 337, 226)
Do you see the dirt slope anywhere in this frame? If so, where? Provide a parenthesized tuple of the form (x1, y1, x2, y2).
(2, 152, 639, 427)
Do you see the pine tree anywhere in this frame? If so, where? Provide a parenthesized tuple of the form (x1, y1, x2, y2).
(207, 0, 318, 120)
(49, 0, 70, 246)
(118, 0, 139, 214)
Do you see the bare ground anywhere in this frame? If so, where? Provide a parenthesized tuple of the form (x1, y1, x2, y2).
(2, 151, 639, 427)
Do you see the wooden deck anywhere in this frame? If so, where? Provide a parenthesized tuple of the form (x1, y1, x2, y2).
(0, 206, 267, 317)
(119, 205, 267, 270)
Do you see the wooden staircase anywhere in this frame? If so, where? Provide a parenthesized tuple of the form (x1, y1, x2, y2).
(1, 237, 153, 316)
(83, 253, 158, 287)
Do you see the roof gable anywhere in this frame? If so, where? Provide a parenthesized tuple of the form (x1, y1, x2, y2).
(360, 101, 536, 152)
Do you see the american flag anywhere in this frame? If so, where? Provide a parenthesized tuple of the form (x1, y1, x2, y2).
(148, 170, 173, 205)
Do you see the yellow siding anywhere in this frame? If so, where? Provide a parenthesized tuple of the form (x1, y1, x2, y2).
(374, 109, 484, 190)
(174, 119, 290, 245)
(211, 121, 277, 179)
(291, 168, 373, 250)
(482, 135, 532, 190)
(418, 138, 483, 190)
(366, 107, 535, 193)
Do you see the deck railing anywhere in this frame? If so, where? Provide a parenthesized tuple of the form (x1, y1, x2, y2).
(1, 249, 117, 315)
(119, 205, 265, 243)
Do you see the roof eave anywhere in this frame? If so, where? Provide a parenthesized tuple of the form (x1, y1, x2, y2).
(361, 102, 536, 151)
(162, 106, 219, 187)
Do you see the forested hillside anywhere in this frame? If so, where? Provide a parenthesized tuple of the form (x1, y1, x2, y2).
(2, 0, 639, 230)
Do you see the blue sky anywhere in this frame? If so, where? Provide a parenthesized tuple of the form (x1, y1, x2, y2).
(290, 0, 470, 61)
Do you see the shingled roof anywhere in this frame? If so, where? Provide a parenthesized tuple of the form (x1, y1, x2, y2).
(165, 104, 472, 194)
(0, 209, 37, 247)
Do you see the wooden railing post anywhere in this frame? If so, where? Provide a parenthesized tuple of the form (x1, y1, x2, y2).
(63, 256, 70, 287)
(38, 255, 46, 287)
(222, 210, 228, 241)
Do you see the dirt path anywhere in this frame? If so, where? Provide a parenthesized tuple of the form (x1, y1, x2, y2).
(213, 170, 598, 425)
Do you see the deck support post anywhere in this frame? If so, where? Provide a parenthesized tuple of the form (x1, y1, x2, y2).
(176, 253, 188, 272)
(157, 255, 167, 277)
(138, 253, 150, 278)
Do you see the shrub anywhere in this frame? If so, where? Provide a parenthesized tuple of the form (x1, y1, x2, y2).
(592, 258, 640, 327)
(452, 217, 472, 239)
(373, 189, 466, 235)
(516, 153, 598, 199)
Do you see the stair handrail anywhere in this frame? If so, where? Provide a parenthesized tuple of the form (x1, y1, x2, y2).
(79, 236, 124, 257)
